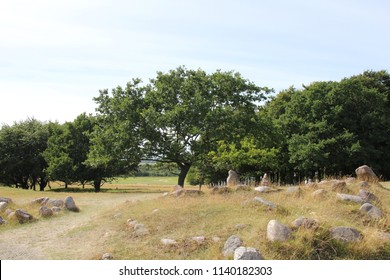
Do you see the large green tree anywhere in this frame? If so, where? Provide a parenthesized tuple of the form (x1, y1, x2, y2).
(91, 66, 271, 186)
(0, 119, 51, 191)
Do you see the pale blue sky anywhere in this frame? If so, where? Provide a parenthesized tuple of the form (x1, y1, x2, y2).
(1, 0, 389, 124)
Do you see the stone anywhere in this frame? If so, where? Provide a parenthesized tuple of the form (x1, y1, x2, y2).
(253, 197, 276, 209)
(267, 220, 292, 242)
(126, 219, 138, 228)
(0, 201, 8, 212)
(133, 223, 149, 236)
(355, 165, 378, 183)
(345, 177, 356, 184)
(222, 235, 243, 257)
(51, 206, 62, 212)
(191, 236, 206, 244)
(15, 209, 34, 224)
(358, 189, 379, 203)
(39, 206, 53, 217)
(312, 189, 327, 198)
(47, 199, 64, 208)
(101, 253, 113, 260)
(227, 170, 239, 187)
(171, 186, 185, 197)
(261, 173, 270, 186)
(0, 197, 12, 203)
(64, 196, 79, 212)
(0, 216, 5, 224)
(291, 217, 318, 229)
(212, 236, 221, 243)
(31, 197, 49, 205)
(234, 247, 264, 260)
(360, 203, 383, 219)
(336, 193, 364, 204)
(254, 186, 272, 193)
(331, 180, 347, 191)
(330, 227, 361, 243)
(161, 238, 177, 246)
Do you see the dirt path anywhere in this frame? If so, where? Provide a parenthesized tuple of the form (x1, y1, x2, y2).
(0, 193, 160, 260)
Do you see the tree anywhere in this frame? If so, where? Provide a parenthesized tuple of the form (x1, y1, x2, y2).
(91, 66, 271, 187)
(0, 119, 50, 191)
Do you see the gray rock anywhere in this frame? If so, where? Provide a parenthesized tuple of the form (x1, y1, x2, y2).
(291, 217, 318, 229)
(161, 238, 177, 246)
(222, 235, 243, 257)
(171, 186, 185, 197)
(0, 216, 5, 224)
(39, 206, 53, 217)
(336, 193, 364, 204)
(31, 197, 49, 205)
(267, 220, 292, 242)
(133, 223, 149, 237)
(64, 196, 79, 212)
(15, 209, 34, 224)
(330, 227, 361, 243)
(51, 206, 62, 213)
(47, 199, 64, 208)
(234, 247, 264, 260)
(0, 197, 12, 203)
(191, 236, 206, 244)
(360, 203, 383, 219)
(312, 189, 327, 198)
(358, 189, 379, 203)
(254, 186, 272, 193)
(227, 170, 239, 187)
(0, 201, 8, 212)
(355, 165, 378, 183)
(102, 253, 113, 260)
(254, 197, 276, 209)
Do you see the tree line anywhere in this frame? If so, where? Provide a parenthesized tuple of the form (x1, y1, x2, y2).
(0, 67, 389, 192)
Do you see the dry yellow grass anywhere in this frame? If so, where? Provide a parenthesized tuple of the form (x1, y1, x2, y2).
(0, 180, 389, 260)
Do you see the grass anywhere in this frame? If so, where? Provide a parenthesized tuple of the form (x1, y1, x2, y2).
(1, 180, 389, 260)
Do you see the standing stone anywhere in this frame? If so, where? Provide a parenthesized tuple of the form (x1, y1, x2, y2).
(336, 193, 364, 204)
(360, 203, 383, 219)
(330, 227, 361, 243)
(261, 173, 270, 186)
(222, 235, 243, 257)
(15, 209, 34, 224)
(267, 220, 292, 242)
(0, 201, 8, 212)
(234, 247, 264, 260)
(355, 165, 378, 183)
(227, 170, 239, 187)
(39, 206, 53, 217)
(64, 196, 79, 212)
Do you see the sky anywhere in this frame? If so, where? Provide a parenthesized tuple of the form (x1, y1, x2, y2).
(1, 0, 389, 125)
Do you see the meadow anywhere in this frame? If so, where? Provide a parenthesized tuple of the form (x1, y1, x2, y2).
(0, 177, 389, 260)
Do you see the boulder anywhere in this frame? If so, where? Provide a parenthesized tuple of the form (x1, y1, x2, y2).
(15, 209, 34, 224)
(331, 180, 347, 191)
(227, 170, 239, 187)
(291, 217, 318, 229)
(101, 253, 113, 260)
(222, 235, 243, 257)
(355, 165, 378, 183)
(171, 186, 185, 197)
(358, 189, 379, 203)
(31, 197, 49, 205)
(0, 201, 8, 212)
(254, 186, 273, 193)
(312, 189, 327, 198)
(330, 227, 361, 243)
(267, 220, 292, 242)
(234, 247, 264, 260)
(39, 206, 53, 217)
(64, 196, 79, 212)
(0, 197, 12, 203)
(51, 207, 62, 213)
(254, 197, 276, 209)
(47, 199, 64, 208)
(191, 236, 206, 244)
(336, 193, 364, 204)
(360, 203, 383, 219)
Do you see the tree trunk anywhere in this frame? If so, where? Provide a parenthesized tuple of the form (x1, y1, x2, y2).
(93, 178, 102, 193)
(177, 162, 192, 187)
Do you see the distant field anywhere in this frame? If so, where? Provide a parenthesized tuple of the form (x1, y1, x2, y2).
(112, 176, 179, 186)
